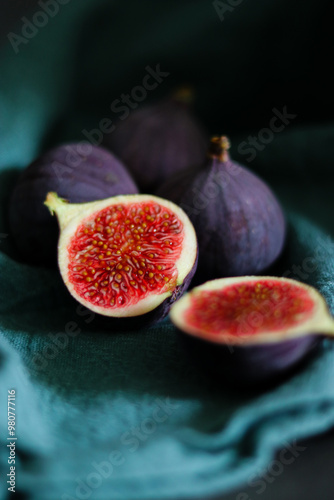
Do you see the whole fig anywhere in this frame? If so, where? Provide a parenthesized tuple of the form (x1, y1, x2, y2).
(157, 136, 286, 283)
(104, 87, 208, 192)
(8, 143, 138, 267)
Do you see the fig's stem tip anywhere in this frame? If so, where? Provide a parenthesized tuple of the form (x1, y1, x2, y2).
(44, 192, 67, 215)
(208, 135, 231, 161)
(211, 136, 230, 150)
(171, 84, 195, 104)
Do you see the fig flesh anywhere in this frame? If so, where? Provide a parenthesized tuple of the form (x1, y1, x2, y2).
(170, 276, 334, 385)
(8, 143, 138, 267)
(157, 136, 286, 283)
(45, 192, 198, 326)
(104, 87, 208, 192)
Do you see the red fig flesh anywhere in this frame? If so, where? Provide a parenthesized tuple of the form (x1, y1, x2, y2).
(157, 136, 286, 283)
(170, 276, 334, 384)
(45, 193, 197, 323)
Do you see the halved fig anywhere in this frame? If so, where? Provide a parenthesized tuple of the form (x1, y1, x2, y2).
(170, 276, 334, 385)
(45, 192, 198, 327)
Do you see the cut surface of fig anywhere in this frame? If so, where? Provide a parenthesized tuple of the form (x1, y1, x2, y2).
(170, 276, 334, 345)
(45, 193, 197, 319)
(69, 202, 184, 308)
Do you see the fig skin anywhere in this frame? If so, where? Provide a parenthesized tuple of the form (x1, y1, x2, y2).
(179, 332, 320, 388)
(8, 143, 138, 267)
(157, 136, 286, 284)
(170, 276, 334, 387)
(103, 87, 208, 192)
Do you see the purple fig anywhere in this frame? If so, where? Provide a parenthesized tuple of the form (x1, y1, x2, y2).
(157, 136, 286, 284)
(170, 276, 334, 386)
(8, 143, 138, 267)
(104, 86, 208, 192)
(44, 192, 198, 329)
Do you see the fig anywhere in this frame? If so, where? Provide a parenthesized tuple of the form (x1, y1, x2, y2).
(170, 276, 334, 386)
(44, 192, 198, 328)
(8, 143, 138, 267)
(157, 136, 286, 283)
(104, 87, 208, 192)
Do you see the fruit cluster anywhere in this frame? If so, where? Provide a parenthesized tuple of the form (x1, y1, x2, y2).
(8, 88, 334, 385)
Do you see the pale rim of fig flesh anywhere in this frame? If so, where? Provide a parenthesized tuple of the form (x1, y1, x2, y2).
(45, 192, 197, 317)
(170, 276, 334, 345)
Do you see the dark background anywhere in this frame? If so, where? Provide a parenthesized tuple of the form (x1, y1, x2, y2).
(1, 1, 334, 499)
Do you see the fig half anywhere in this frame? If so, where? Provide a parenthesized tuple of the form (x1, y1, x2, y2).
(45, 192, 198, 327)
(170, 276, 334, 385)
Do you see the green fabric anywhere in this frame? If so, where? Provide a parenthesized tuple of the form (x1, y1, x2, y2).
(1, 1, 334, 499)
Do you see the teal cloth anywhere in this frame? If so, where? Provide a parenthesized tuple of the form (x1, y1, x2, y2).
(1, 2, 334, 499)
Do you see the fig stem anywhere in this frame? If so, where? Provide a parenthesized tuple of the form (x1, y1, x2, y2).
(44, 192, 78, 230)
(208, 136, 230, 162)
(171, 85, 195, 105)
(44, 192, 65, 215)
